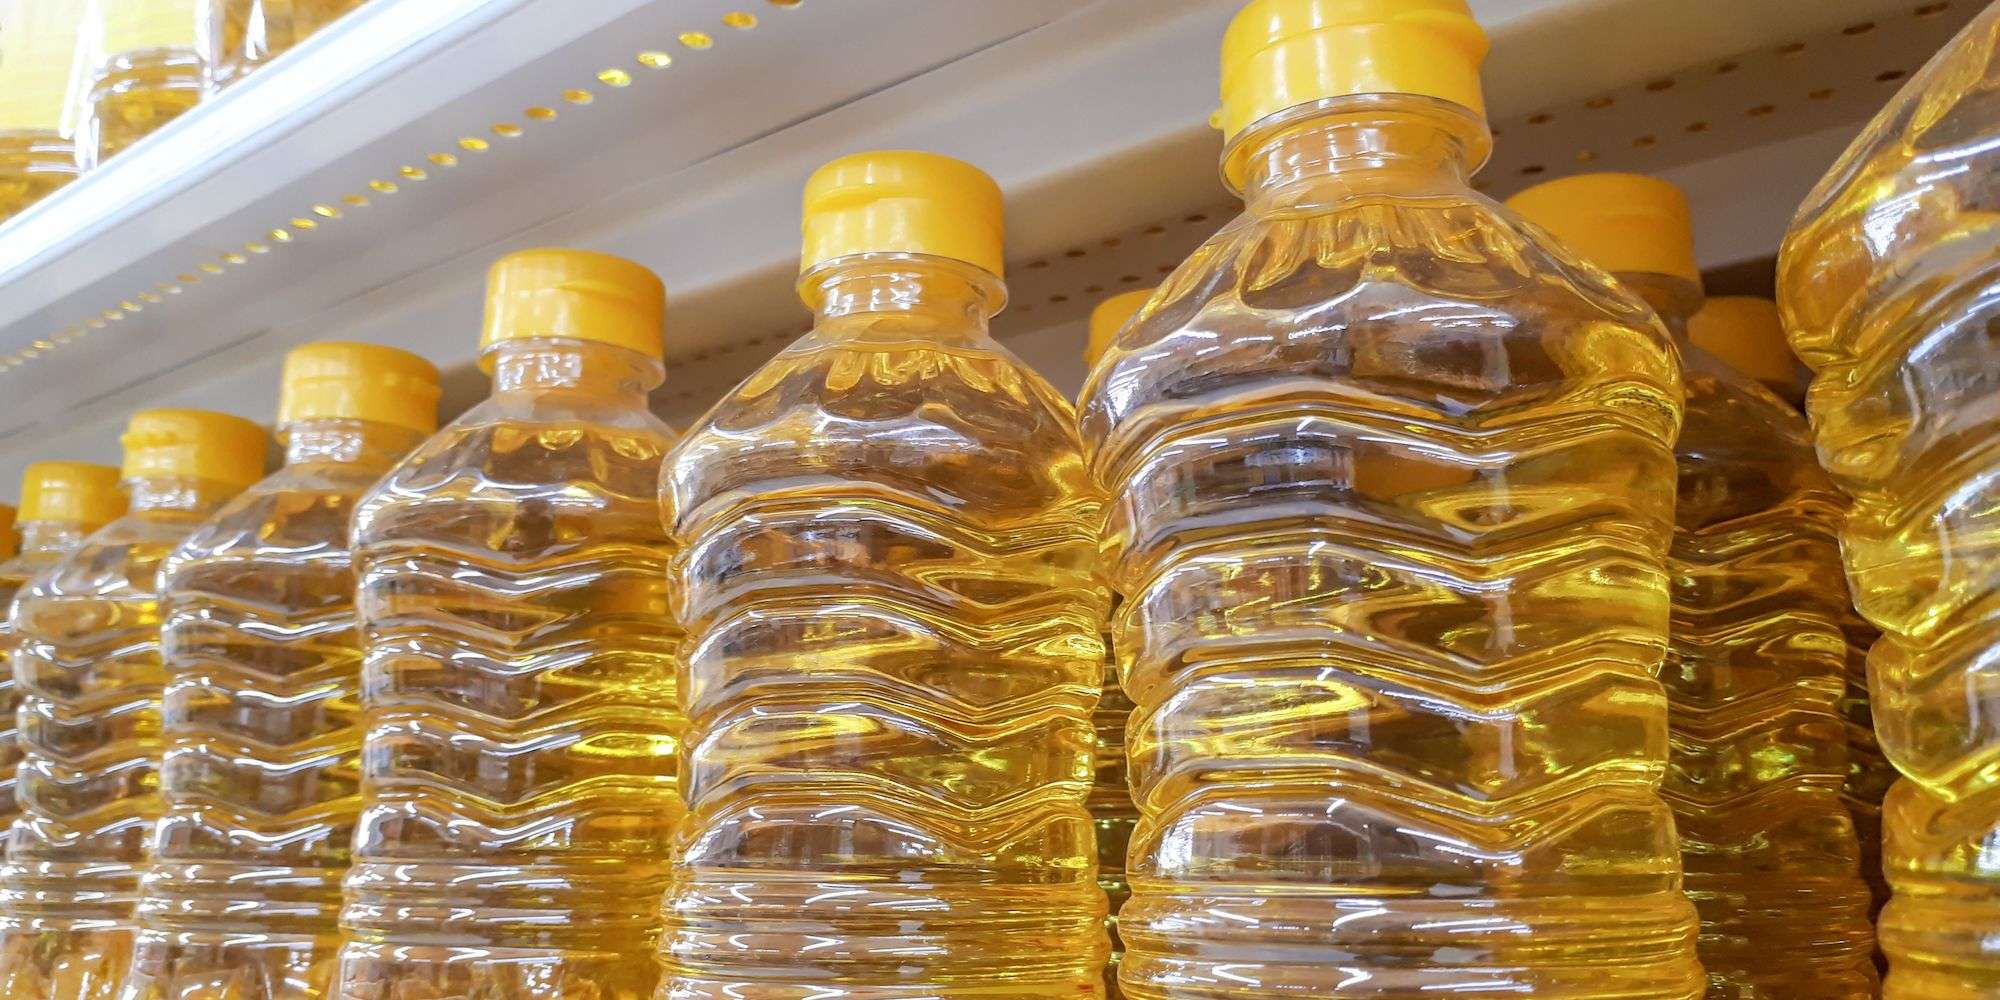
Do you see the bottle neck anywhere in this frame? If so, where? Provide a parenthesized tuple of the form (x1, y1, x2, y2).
(487, 338, 663, 403)
(1617, 271, 1705, 342)
(281, 418, 425, 470)
(125, 475, 238, 514)
(1232, 95, 1490, 210)
(800, 254, 1004, 335)
(18, 520, 90, 554)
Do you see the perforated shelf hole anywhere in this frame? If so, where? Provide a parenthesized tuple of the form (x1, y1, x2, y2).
(1477, 1, 1970, 201)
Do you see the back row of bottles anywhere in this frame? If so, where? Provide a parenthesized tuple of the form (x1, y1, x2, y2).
(0, 0, 368, 221)
(0, 0, 1995, 997)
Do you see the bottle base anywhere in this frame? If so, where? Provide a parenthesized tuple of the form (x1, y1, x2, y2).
(0, 130, 79, 222)
(334, 942, 661, 1000)
(659, 876, 1108, 999)
(1119, 884, 1704, 1000)
(1684, 871, 1879, 998)
(122, 930, 337, 1000)
(0, 925, 133, 1000)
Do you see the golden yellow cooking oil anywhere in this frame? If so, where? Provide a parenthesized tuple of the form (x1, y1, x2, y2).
(122, 344, 437, 1000)
(657, 150, 1110, 997)
(0, 464, 122, 873)
(1085, 286, 1152, 1000)
(1511, 172, 1877, 999)
(1080, 3, 1703, 996)
(1685, 295, 1895, 926)
(335, 251, 682, 1000)
(1779, 4, 2000, 994)
(0, 410, 264, 1000)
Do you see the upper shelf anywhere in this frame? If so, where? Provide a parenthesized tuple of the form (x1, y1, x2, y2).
(0, 0, 1975, 481)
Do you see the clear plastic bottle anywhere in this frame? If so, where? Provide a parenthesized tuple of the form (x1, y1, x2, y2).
(1077, 2, 1703, 996)
(1777, 5, 2000, 994)
(0, 465, 125, 852)
(121, 344, 438, 1000)
(77, 0, 203, 169)
(0, 0, 87, 221)
(337, 250, 682, 1000)
(658, 151, 1110, 997)
(1085, 287, 1151, 1000)
(197, 0, 367, 90)
(1510, 173, 1877, 998)
(0, 410, 266, 1000)
(1685, 295, 1895, 926)
(0, 504, 21, 836)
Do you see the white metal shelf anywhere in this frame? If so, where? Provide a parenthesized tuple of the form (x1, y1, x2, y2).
(0, 0, 1975, 482)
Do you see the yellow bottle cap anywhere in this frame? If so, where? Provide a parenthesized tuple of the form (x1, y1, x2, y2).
(1690, 296, 1806, 397)
(1506, 173, 1700, 284)
(18, 461, 124, 528)
(1087, 288, 1154, 369)
(1219, 0, 1489, 145)
(480, 249, 666, 366)
(121, 408, 267, 488)
(279, 341, 442, 435)
(800, 151, 1005, 280)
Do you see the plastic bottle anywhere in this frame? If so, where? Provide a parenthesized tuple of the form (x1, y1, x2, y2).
(658, 150, 1110, 997)
(0, 465, 124, 851)
(77, 0, 203, 169)
(1687, 298, 1808, 407)
(1087, 288, 1152, 380)
(1077, 2, 1704, 996)
(337, 250, 682, 1000)
(198, 0, 366, 90)
(0, 410, 265, 1000)
(0, 0, 86, 221)
(1084, 286, 1151, 1000)
(1509, 172, 1878, 998)
(0, 503, 19, 835)
(1684, 294, 1894, 926)
(1777, 5, 2000, 994)
(121, 344, 438, 1000)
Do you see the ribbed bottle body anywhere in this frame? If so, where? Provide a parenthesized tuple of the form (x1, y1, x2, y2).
(1082, 104, 1702, 1000)
(0, 486, 226, 1000)
(124, 426, 414, 1000)
(0, 528, 90, 881)
(335, 344, 682, 1000)
(1778, 6, 2000, 995)
(1661, 349, 1878, 998)
(1092, 626, 1136, 1000)
(657, 260, 1111, 998)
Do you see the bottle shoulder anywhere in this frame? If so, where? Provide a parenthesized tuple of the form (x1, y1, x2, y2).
(13, 511, 197, 637)
(1078, 191, 1681, 461)
(1779, 4, 2000, 358)
(160, 466, 374, 595)
(666, 320, 1098, 533)
(354, 398, 676, 552)
(0, 549, 69, 594)
(1675, 348, 1839, 533)
(1678, 348, 1816, 449)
